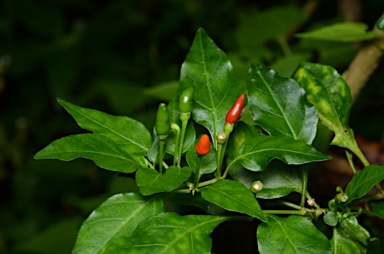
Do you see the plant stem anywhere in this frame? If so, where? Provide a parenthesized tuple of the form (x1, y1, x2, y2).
(193, 156, 202, 192)
(265, 200, 303, 210)
(263, 209, 307, 216)
(216, 143, 224, 179)
(159, 140, 165, 174)
(177, 117, 188, 167)
(197, 178, 218, 188)
(171, 123, 180, 166)
(300, 166, 309, 208)
(277, 36, 292, 57)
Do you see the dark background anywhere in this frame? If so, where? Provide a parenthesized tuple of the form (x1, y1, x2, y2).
(1, 0, 384, 253)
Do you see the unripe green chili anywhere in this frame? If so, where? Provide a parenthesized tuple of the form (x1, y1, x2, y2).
(179, 86, 194, 113)
(155, 103, 170, 139)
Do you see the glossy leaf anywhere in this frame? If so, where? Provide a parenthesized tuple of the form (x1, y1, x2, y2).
(227, 136, 330, 172)
(34, 134, 145, 173)
(186, 140, 217, 178)
(178, 28, 242, 147)
(293, 62, 360, 154)
(57, 98, 152, 155)
(338, 216, 370, 248)
(104, 212, 228, 254)
(229, 161, 303, 199)
(247, 63, 318, 144)
(136, 166, 192, 196)
(296, 22, 378, 42)
(257, 215, 332, 254)
(345, 165, 384, 203)
(201, 179, 267, 222)
(72, 193, 164, 254)
(331, 227, 363, 254)
(227, 122, 263, 159)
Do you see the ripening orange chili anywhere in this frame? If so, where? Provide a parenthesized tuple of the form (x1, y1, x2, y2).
(225, 93, 245, 125)
(196, 134, 211, 156)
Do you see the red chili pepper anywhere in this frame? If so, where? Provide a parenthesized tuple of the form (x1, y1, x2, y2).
(196, 134, 211, 156)
(225, 93, 245, 124)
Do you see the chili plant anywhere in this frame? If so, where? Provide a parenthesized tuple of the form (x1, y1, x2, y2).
(34, 28, 384, 253)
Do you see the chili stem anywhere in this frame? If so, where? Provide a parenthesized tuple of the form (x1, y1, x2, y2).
(216, 143, 224, 179)
(159, 140, 165, 174)
(171, 123, 180, 166)
(193, 156, 202, 193)
(177, 117, 188, 167)
(300, 166, 309, 208)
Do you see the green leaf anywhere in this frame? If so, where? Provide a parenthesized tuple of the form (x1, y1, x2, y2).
(72, 193, 164, 254)
(293, 62, 361, 156)
(236, 7, 307, 48)
(104, 212, 228, 254)
(136, 166, 192, 196)
(179, 28, 242, 147)
(34, 134, 145, 173)
(227, 122, 263, 159)
(57, 98, 152, 155)
(143, 80, 179, 101)
(296, 22, 378, 42)
(331, 227, 364, 254)
(370, 200, 384, 219)
(345, 165, 384, 203)
(257, 215, 332, 254)
(186, 140, 217, 178)
(247, 63, 318, 144)
(201, 179, 267, 222)
(228, 136, 330, 172)
(338, 216, 370, 247)
(229, 161, 303, 199)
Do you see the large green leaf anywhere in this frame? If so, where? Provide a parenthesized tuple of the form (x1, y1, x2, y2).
(34, 134, 145, 173)
(227, 136, 330, 172)
(296, 22, 378, 42)
(104, 212, 228, 254)
(229, 162, 303, 199)
(336, 216, 370, 251)
(57, 98, 152, 155)
(247, 63, 318, 144)
(200, 179, 267, 222)
(257, 215, 332, 254)
(345, 165, 384, 204)
(72, 193, 164, 254)
(293, 62, 361, 156)
(136, 166, 192, 196)
(178, 28, 242, 147)
(331, 227, 364, 254)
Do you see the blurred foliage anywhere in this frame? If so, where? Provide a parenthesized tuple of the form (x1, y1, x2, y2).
(1, 0, 384, 253)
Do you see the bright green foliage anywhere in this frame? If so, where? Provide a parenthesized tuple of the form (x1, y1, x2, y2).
(104, 213, 228, 254)
(257, 215, 332, 253)
(296, 22, 378, 42)
(72, 193, 164, 254)
(33, 28, 383, 254)
(231, 136, 330, 172)
(178, 28, 243, 147)
(34, 133, 146, 173)
(57, 98, 152, 155)
(345, 165, 384, 203)
(201, 179, 267, 222)
(247, 63, 318, 144)
(136, 166, 192, 196)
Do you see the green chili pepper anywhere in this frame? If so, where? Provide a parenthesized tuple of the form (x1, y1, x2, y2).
(155, 103, 170, 139)
(179, 86, 194, 113)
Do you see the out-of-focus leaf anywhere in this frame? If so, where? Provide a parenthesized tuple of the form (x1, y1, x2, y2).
(178, 28, 242, 147)
(57, 98, 152, 155)
(370, 200, 384, 219)
(104, 212, 228, 254)
(331, 227, 364, 254)
(72, 193, 164, 254)
(14, 217, 82, 254)
(270, 53, 311, 78)
(34, 134, 145, 173)
(257, 215, 332, 254)
(247, 63, 318, 144)
(201, 179, 267, 222)
(296, 22, 378, 42)
(236, 7, 307, 48)
(345, 165, 384, 203)
(143, 80, 179, 101)
(136, 166, 192, 196)
(228, 136, 330, 172)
